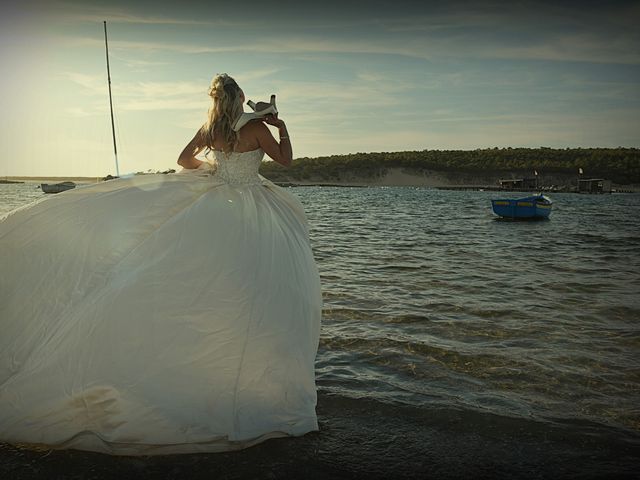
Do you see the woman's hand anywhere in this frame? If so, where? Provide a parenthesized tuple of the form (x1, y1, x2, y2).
(262, 114, 289, 143)
(262, 114, 285, 129)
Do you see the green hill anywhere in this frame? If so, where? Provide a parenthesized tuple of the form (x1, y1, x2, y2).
(259, 147, 640, 185)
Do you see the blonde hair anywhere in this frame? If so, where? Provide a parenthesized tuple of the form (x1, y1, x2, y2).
(201, 73, 243, 152)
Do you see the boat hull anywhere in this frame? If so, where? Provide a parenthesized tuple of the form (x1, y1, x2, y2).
(491, 195, 552, 219)
(41, 182, 76, 194)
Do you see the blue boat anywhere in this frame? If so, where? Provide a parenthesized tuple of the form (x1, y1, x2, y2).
(491, 194, 552, 219)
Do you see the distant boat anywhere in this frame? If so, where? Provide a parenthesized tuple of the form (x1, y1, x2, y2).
(491, 194, 552, 219)
(41, 181, 76, 194)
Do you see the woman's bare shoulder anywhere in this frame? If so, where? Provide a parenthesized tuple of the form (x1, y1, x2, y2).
(239, 120, 268, 135)
(236, 120, 265, 151)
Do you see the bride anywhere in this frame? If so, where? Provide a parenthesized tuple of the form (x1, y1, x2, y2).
(0, 73, 323, 455)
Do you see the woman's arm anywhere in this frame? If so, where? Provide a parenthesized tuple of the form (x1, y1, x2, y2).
(256, 116, 292, 167)
(178, 129, 205, 169)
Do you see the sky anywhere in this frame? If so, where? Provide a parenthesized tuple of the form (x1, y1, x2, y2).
(0, 0, 639, 177)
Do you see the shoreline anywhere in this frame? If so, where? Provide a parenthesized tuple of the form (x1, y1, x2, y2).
(0, 393, 637, 479)
(3, 174, 639, 193)
(2, 177, 103, 184)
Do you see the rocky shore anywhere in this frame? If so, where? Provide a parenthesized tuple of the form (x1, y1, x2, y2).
(265, 168, 640, 192)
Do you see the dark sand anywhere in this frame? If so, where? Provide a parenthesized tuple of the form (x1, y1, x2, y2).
(1, 394, 638, 479)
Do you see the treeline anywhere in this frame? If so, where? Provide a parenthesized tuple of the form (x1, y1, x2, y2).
(259, 147, 640, 184)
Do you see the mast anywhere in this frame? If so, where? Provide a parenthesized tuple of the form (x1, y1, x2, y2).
(103, 21, 120, 177)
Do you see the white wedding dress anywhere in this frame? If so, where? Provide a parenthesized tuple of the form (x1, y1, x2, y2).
(0, 149, 322, 455)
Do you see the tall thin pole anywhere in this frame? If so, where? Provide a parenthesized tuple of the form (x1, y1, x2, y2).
(103, 21, 120, 177)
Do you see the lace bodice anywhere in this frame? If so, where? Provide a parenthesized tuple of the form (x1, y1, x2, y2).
(210, 149, 264, 185)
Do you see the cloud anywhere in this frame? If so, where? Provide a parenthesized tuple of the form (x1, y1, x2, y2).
(61, 72, 202, 98)
(57, 25, 640, 65)
(236, 68, 282, 83)
(65, 106, 104, 117)
(29, 0, 640, 65)
(117, 98, 206, 112)
(108, 54, 171, 70)
(44, 1, 252, 27)
(60, 68, 286, 113)
(60, 72, 206, 114)
(120, 81, 206, 98)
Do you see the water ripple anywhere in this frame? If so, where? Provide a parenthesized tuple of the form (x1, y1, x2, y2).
(299, 187, 640, 434)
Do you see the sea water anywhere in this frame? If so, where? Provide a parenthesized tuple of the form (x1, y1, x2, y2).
(1, 182, 639, 475)
(295, 187, 640, 435)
